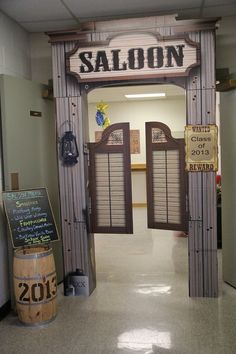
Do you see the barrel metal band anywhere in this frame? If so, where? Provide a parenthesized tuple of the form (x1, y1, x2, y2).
(14, 270, 56, 281)
(19, 314, 57, 327)
(14, 249, 52, 259)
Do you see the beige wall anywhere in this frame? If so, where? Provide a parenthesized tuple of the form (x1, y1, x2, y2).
(88, 97, 186, 164)
(88, 95, 186, 204)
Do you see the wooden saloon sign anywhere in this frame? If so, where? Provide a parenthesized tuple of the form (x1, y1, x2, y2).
(67, 33, 199, 82)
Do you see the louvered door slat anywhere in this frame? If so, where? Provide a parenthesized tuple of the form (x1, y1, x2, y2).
(89, 123, 133, 234)
(146, 122, 187, 231)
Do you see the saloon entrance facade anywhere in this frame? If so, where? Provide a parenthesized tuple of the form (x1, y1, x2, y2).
(48, 15, 218, 297)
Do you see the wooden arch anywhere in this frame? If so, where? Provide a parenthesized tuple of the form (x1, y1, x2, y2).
(48, 14, 219, 297)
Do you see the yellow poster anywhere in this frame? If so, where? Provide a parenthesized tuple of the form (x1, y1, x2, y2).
(185, 125, 218, 172)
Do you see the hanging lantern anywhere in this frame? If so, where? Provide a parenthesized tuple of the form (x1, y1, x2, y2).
(61, 130, 79, 166)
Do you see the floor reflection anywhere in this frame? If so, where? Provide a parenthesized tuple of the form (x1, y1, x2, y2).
(134, 283, 172, 296)
(117, 328, 172, 351)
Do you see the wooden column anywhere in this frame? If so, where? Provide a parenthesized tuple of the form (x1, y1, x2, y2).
(187, 30, 218, 297)
(51, 41, 96, 294)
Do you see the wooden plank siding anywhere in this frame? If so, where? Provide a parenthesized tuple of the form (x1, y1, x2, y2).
(49, 15, 219, 297)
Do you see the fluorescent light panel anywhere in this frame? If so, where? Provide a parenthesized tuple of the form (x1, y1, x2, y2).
(125, 93, 166, 99)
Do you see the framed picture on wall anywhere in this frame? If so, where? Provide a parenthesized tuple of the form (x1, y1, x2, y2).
(95, 129, 140, 154)
(130, 130, 140, 154)
(95, 131, 103, 142)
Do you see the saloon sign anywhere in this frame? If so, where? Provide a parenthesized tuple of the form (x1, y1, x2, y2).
(67, 33, 199, 82)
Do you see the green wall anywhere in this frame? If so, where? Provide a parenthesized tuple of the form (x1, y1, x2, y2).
(221, 90, 236, 286)
(216, 16, 236, 287)
(0, 75, 63, 292)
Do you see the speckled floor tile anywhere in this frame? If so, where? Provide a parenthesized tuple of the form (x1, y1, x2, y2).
(1, 208, 236, 354)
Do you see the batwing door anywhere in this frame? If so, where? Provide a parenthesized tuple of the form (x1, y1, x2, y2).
(146, 122, 187, 231)
(89, 121, 187, 234)
(89, 123, 133, 234)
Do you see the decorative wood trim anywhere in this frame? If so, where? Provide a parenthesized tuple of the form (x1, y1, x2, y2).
(131, 164, 146, 171)
(216, 79, 236, 92)
(133, 203, 147, 207)
(46, 16, 220, 43)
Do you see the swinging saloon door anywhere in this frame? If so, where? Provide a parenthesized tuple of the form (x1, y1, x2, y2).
(89, 123, 133, 234)
(146, 122, 187, 231)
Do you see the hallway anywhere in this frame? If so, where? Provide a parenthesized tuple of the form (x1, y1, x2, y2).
(0, 208, 235, 354)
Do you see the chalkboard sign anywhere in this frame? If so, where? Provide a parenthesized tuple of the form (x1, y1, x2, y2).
(3, 188, 59, 248)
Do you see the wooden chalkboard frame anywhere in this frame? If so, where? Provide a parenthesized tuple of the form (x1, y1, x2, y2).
(2, 188, 60, 248)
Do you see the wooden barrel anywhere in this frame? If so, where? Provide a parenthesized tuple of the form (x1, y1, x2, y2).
(13, 246, 57, 326)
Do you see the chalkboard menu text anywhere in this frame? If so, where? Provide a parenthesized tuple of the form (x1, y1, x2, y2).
(3, 188, 59, 248)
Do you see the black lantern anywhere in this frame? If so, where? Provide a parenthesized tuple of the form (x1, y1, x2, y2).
(61, 130, 79, 166)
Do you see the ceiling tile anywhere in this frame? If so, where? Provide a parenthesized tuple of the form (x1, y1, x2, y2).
(19, 19, 79, 32)
(205, 0, 236, 5)
(0, 0, 72, 22)
(64, 0, 202, 19)
(1, 0, 236, 34)
(203, 4, 236, 17)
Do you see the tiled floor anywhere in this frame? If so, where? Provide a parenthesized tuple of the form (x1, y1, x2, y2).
(0, 208, 236, 354)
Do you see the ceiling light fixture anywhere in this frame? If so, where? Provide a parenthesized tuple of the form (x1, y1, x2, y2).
(125, 93, 166, 99)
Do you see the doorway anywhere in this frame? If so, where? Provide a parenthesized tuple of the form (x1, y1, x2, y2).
(87, 84, 188, 287)
(87, 84, 187, 225)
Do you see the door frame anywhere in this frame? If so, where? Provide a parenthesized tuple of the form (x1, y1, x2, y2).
(48, 15, 218, 297)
